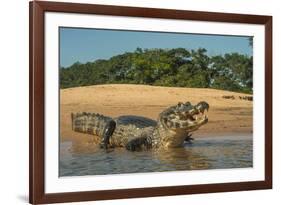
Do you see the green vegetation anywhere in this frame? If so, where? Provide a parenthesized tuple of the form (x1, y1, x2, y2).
(60, 47, 253, 93)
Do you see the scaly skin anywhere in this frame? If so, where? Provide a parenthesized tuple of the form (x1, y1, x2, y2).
(71, 101, 209, 151)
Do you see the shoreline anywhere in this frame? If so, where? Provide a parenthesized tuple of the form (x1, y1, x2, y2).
(194, 133, 252, 141)
(60, 131, 252, 142)
(192, 131, 252, 138)
(61, 133, 252, 144)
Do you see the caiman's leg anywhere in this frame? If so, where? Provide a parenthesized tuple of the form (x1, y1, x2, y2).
(99, 120, 116, 149)
(184, 133, 194, 144)
(125, 136, 151, 151)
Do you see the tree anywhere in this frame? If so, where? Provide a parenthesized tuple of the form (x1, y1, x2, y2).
(60, 47, 253, 93)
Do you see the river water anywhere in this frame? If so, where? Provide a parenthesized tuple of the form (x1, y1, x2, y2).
(59, 135, 252, 176)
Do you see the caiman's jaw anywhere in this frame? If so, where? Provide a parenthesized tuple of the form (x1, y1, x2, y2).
(161, 101, 209, 132)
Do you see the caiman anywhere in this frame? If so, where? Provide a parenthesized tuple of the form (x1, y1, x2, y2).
(71, 101, 209, 151)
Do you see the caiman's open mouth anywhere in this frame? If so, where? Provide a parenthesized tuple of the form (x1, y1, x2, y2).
(162, 101, 209, 131)
(188, 102, 209, 122)
(188, 110, 208, 122)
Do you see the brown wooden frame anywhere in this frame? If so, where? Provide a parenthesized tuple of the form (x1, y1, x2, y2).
(29, 1, 272, 204)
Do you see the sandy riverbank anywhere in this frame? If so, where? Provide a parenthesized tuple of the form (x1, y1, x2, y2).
(60, 84, 253, 144)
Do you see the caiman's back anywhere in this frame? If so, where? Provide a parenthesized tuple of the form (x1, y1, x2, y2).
(110, 116, 156, 147)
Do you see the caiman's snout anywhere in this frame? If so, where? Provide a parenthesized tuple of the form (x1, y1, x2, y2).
(195, 101, 209, 113)
(192, 101, 209, 122)
(184, 101, 209, 119)
(160, 101, 209, 132)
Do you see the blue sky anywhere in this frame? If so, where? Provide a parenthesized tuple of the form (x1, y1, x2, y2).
(60, 27, 252, 68)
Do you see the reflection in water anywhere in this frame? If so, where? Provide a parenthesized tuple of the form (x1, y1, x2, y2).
(59, 136, 253, 176)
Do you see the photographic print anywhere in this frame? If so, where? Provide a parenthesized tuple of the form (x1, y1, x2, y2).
(59, 28, 254, 176)
(30, 1, 272, 203)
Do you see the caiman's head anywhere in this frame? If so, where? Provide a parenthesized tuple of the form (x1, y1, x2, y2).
(157, 101, 209, 148)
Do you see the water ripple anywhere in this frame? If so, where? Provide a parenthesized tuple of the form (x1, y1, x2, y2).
(59, 136, 253, 176)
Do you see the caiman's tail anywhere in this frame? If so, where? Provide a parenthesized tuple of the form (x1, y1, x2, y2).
(71, 112, 114, 137)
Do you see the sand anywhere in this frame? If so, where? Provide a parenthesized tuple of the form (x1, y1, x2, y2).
(60, 84, 253, 143)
